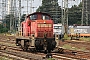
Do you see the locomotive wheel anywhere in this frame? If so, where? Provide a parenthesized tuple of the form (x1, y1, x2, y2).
(23, 48, 27, 51)
(44, 50, 51, 54)
(44, 50, 47, 54)
(21, 45, 24, 50)
(21, 45, 28, 51)
(24, 46, 28, 51)
(43, 46, 47, 54)
(20, 40, 28, 51)
(16, 40, 21, 46)
(46, 53, 52, 58)
(29, 47, 36, 53)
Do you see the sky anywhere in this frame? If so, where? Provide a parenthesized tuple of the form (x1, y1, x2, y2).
(0, 0, 82, 19)
(21, 0, 82, 14)
(21, 0, 42, 14)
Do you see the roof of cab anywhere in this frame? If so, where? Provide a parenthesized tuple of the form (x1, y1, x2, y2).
(27, 12, 51, 17)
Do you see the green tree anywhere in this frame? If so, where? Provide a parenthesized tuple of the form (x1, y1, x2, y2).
(68, 3, 82, 25)
(36, 0, 62, 23)
(20, 14, 26, 22)
(3, 14, 18, 32)
(4, 15, 10, 30)
(0, 24, 8, 33)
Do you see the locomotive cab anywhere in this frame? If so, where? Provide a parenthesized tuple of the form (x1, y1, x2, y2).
(16, 12, 56, 53)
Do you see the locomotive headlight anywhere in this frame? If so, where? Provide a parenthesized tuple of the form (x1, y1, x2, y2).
(32, 34, 35, 37)
(44, 20, 46, 23)
(32, 34, 35, 40)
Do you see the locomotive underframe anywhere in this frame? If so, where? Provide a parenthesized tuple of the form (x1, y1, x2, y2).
(16, 36, 56, 53)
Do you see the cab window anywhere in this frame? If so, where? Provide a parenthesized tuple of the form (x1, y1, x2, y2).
(42, 15, 50, 20)
(30, 14, 37, 20)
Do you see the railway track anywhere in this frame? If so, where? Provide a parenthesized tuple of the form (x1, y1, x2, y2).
(0, 35, 90, 60)
(52, 52, 89, 60)
(59, 40, 90, 52)
(0, 46, 46, 60)
(0, 44, 90, 60)
(65, 40, 90, 46)
(0, 51, 29, 60)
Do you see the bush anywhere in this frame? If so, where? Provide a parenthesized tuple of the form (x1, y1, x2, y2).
(0, 28, 8, 33)
(0, 24, 8, 33)
(63, 33, 69, 40)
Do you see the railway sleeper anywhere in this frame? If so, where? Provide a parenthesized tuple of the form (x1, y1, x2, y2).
(0, 46, 7, 50)
(58, 48, 64, 54)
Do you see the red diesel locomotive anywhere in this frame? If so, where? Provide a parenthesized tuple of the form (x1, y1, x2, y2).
(16, 12, 57, 53)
